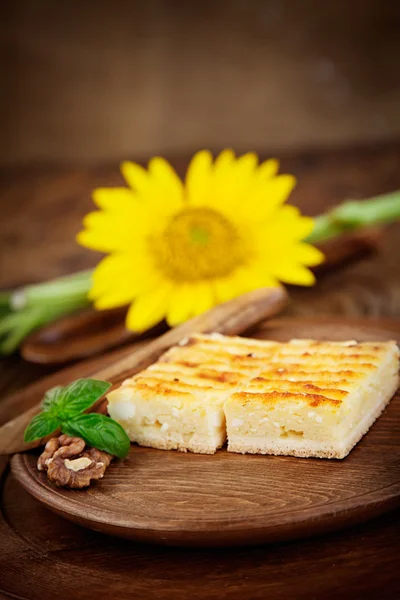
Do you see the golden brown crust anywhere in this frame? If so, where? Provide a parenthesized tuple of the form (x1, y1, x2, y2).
(247, 381, 348, 402)
(118, 336, 398, 410)
(133, 380, 193, 397)
(231, 390, 342, 407)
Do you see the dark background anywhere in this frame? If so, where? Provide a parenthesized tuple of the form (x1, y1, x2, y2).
(1, 0, 400, 167)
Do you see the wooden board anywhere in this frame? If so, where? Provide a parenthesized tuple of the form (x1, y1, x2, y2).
(6, 317, 400, 548)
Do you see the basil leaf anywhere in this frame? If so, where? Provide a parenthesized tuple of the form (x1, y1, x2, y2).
(41, 385, 65, 413)
(57, 379, 112, 419)
(61, 413, 130, 458)
(24, 413, 60, 443)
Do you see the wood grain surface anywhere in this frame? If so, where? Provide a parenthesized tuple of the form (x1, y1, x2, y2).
(1, 467, 399, 600)
(2, 1, 400, 165)
(1, 317, 400, 599)
(6, 317, 400, 547)
(10, 412, 400, 546)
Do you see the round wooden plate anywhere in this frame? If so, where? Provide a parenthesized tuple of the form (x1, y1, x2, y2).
(9, 318, 400, 547)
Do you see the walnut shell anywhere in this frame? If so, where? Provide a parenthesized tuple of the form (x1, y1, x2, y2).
(37, 435, 113, 489)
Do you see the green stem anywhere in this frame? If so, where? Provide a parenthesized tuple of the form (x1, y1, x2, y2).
(0, 272, 94, 354)
(0, 297, 89, 355)
(306, 190, 400, 244)
(22, 270, 93, 307)
(0, 291, 12, 319)
(0, 291, 11, 307)
(0, 309, 44, 355)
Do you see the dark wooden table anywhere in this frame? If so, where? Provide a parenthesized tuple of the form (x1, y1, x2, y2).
(0, 143, 399, 599)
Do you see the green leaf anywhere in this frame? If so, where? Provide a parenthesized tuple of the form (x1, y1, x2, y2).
(41, 385, 65, 412)
(24, 412, 60, 443)
(61, 413, 130, 458)
(56, 379, 112, 419)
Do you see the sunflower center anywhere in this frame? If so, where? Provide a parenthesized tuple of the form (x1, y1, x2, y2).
(151, 207, 246, 281)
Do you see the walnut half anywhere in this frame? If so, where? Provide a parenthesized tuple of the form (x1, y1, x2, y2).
(37, 434, 113, 489)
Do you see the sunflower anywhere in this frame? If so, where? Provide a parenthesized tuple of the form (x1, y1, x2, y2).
(77, 150, 324, 332)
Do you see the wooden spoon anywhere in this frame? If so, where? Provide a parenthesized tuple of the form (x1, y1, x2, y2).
(0, 286, 288, 456)
(21, 306, 166, 364)
(314, 227, 382, 275)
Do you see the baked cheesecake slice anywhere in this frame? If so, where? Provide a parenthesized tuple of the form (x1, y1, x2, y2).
(108, 334, 399, 458)
(107, 333, 263, 454)
(225, 339, 399, 458)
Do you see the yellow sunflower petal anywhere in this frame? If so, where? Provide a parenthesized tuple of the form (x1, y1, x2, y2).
(76, 228, 120, 253)
(148, 157, 184, 210)
(201, 151, 258, 216)
(214, 264, 278, 304)
(126, 282, 172, 332)
(214, 273, 245, 304)
(82, 210, 148, 232)
(93, 288, 135, 310)
(92, 188, 136, 213)
(237, 263, 279, 291)
(294, 243, 325, 267)
(166, 281, 216, 322)
(89, 254, 135, 297)
(266, 175, 297, 205)
(89, 253, 160, 301)
(185, 150, 213, 206)
(77, 209, 150, 253)
(166, 283, 197, 326)
(121, 161, 149, 194)
(235, 152, 258, 177)
(257, 158, 279, 180)
(214, 148, 235, 171)
(256, 216, 320, 286)
(215, 170, 295, 229)
(282, 216, 315, 243)
(244, 175, 297, 223)
(228, 152, 259, 197)
(269, 262, 316, 286)
(260, 206, 315, 245)
(121, 158, 183, 215)
(191, 282, 216, 316)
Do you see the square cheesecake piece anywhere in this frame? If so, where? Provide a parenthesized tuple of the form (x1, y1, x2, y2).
(225, 339, 399, 459)
(107, 333, 266, 454)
